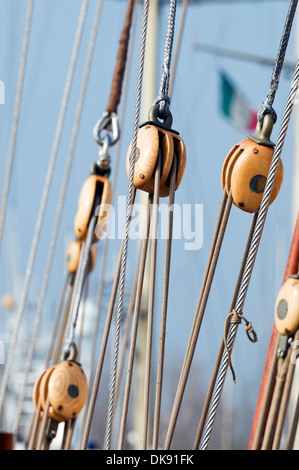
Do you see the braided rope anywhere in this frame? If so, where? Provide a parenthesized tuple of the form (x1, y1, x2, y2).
(0, 0, 90, 418)
(258, 0, 298, 124)
(0, 0, 34, 253)
(103, 0, 150, 450)
(200, 58, 299, 451)
(154, 0, 177, 119)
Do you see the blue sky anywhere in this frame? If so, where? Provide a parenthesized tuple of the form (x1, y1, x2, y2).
(0, 0, 297, 449)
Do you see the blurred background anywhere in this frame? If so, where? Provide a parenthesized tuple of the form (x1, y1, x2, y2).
(0, 0, 297, 450)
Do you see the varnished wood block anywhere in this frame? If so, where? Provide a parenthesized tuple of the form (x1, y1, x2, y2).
(221, 140, 249, 193)
(275, 277, 299, 336)
(48, 361, 88, 421)
(74, 175, 112, 242)
(65, 241, 96, 274)
(126, 124, 186, 197)
(229, 139, 283, 213)
(66, 240, 82, 274)
(35, 367, 64, 422)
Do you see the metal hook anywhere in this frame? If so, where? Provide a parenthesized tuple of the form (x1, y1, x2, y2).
(93, 111, 120, 147)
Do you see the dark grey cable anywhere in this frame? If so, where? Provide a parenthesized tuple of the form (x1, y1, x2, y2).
(258, 0, 298, 124)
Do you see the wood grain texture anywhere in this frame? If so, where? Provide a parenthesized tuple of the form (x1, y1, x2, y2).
(74, 175, 112, 242)
(126, 124, 186, 197)
(48, 361, 88, 421)
(230, 140, 283, 213)
(66, 240, 82, 274)
(275, 277, 299, 336)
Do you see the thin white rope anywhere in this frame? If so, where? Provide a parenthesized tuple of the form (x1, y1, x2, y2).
(104, 0, 150, 450)
(0, 0, 90, 419)
(12, 0, 104, 436)
(0, 0, 34, 253)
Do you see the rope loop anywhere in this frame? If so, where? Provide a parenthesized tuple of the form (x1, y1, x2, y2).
(223, 309, 258, 383)
(258, 101, 277, 126)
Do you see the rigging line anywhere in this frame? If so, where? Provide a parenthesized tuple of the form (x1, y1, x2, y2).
(80, 190, 137, 450)
(63, 213, 98, 354)
(286, 386, 299, 450)
(106, 0, 136, 114)
(261, 347, 293, 449)
(193, 212, 258, 450)
(0, 0, 33, 254)
(249, 211, 299, 450)
(200, 58, 299, 451)
(258, 0, 298, 124)
(152, 155, 178, 450)
(117, 195, 152, 450)
(83, 0, 138, 417)
(164, 190, 232, 450)
(142, 152, 161, 450)
(104, 0, 150, 451)
(154, 0, 177, 119)
(107, 247, 140, 430)
(169, 0, 188, 98)
(272, 328, 299, 449)
(26, 279, 75, 450)
(77, 276, 90, 358)
(0, 0, 90, 419)
(13, 0, 104, 435)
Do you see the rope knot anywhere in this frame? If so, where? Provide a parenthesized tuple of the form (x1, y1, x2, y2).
(223, 310, 258, 383)
(258, 100, 277, 125)
(153, 95, 171, 121)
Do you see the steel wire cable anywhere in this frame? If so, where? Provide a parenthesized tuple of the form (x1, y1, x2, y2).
(0, 0, 90, 418)
(200, 58, 299, 450)
(103, 0, 150, 449)
(0, 0, 34, 254)
(13, 0, 104, 435)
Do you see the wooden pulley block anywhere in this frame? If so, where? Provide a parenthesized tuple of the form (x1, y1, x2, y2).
(33, 367, 64, 422)
(74, 174, 112, 243)
(221, 138, 283, 213)
(65, 240, 96, 274)
(222, 114, 283, 213)
(275, 276, 299, 336)
(47, 360, 88, 421)
(126, 118, 186, 197)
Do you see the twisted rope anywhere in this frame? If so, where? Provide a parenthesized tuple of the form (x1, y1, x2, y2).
(104, 0, 150, 450)
(200, 57, 299, 451)
(223, 310, 258, 384)
(13, 0, 103, 435)
(258, 0, 298, 124)
(154, 0, 177, 119)
(0, 0, 90, 418)
(0, 0, 34, 253)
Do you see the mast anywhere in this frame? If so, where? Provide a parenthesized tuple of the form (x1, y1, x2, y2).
(132, 0, 158, 449)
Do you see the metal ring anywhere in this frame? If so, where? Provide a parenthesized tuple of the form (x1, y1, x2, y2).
(93, 111, 120, 147)
(148, 103, 173, 129)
